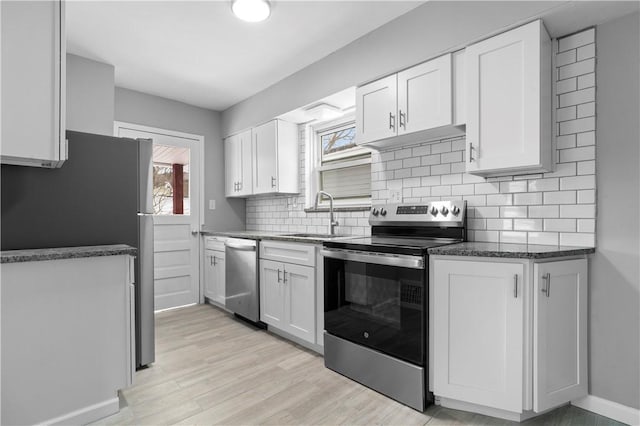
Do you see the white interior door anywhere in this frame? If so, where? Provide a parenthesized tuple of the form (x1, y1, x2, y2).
(115, 124, 202, 311)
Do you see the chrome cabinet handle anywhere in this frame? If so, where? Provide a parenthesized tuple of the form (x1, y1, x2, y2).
(513, 274, 518, 298)
(389, 112, 396, 131)
(469, 142, 474, 163)
(213, 256, 217, 266)
(283, 269, 288, 284)
(209, 255, 213, 266)
(541, 273, 551, 297)
(277, 269, 282, 283)
(399, 110, 406, 129)
(238, 181, 242, 191)
(271, 176, 276, 188)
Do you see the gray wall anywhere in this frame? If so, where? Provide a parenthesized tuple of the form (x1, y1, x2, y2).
(114, 87, 245, 231)
(221, 1, 564, 135)
(592, 12, 639, 409)
(66, 54, 114, 136)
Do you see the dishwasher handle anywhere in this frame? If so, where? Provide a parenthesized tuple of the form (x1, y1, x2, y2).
(225, 241, 256, 251)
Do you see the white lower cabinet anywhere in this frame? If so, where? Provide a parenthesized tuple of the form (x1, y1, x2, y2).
(259, 241, 318, 346)
(431, 256, 588, 420)
(260, 259, 315, 343)
(203, 237, 226, 306)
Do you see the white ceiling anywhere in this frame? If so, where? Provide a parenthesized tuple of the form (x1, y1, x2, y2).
(66, 1, 423, 112)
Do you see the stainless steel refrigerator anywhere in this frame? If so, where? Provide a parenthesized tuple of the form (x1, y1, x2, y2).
(1, 130, 155, 368)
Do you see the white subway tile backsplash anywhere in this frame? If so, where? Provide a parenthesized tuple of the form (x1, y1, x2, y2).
(560, 232, 595, 247)
(560, 204, 596, 218)
(396, 148, 413, 159)
(528, 178, 560, 192)
(514, 219, 543, 231)
(558, 28, 594, 52)
(452, 139, 466, 151)
(431, 141, 452, 154)
(577, 160, 595, 175)
(421, 154, 441, 166)
(499, 180, 528, 193)
(500, 206, 528, 218)
(486, 193, 513, 206)
(463, 174, 487, 184)
(577, 102, 595, 118)
(577, 189, 595, 204)
(545, 218, 577, 232)
(556, 49, 576, 66)
(450, 162, 466, 173)
(431, 164, 451, 175)
(441, 174, 463, 185)
(558, 58, 595, 80)
(412, 145, 430, 156)
(560, 175, 595, 190)
(411, 166, 431, 177)
(487, 218, 513, 230)
(474, 230, 500, 243)
(577, 73, 595, 89)
(529, 205, 560, 218)
(577, 43, 595, 61)
(402, 157, 421, 168)
(474, 182, 500, 194)
(432, 185, 452, 196)
(514, 192, 542, 205)
(577, 131, 596, 146)
(500, 231, 527, 244)
(528, 232, 560, 245)
(559, 117, 595, 135)
(441, 151, 462, 164)
(422, 176, 441, 186)
(559, 87, 595, 107)
(463, 195, 487, 207)
(544, 191, 577, 205)
(475, 206, 500, 218)
(577, 219, 596, 233)
(556, 105, 577, 122)
(452, 184, 475, 195)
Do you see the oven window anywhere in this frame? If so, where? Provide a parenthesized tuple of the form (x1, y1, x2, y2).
(324, 257, 426, 365)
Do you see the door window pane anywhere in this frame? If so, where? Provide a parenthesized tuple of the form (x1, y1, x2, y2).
(152, 145, 190, 215)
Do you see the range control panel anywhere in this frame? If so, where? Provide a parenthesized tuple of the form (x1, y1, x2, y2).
(369, 201, 466, 226)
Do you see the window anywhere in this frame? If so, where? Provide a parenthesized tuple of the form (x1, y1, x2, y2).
(308, 115, 371, 208)
(152, 145, 190, 215)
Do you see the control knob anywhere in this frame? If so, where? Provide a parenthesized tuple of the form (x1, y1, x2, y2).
(451, 205, 461, 216)
(430, 206, 438, 216)
(372, 208, 379, 216)
(440, 206, 449, 216)
(380, 208, 387, 216)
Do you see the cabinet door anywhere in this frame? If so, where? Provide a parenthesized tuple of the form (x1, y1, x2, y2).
(465, 20, 550, 175)
(237, 130, 253, 196)
(433, 259, 525, 413)
(203, 250, 216, 299)
(259, 259, 285, 327)
(224, 135, 239, 197)
(1, 0, 66, 167)
(283, 262, 315, 343)
(213, 251, 226, 306)
(253, 120, 278, 194)
(356, 74, 397, 145)
(533, 259, 588, 412)
(397, 54, 452, 135)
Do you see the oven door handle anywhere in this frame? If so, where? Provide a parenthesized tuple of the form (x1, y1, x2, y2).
(320, 248, 424, 270)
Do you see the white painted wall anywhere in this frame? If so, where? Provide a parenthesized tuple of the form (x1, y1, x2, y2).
(66, 54, 115, 136)
(592, 11, 639, 410)
(114, 87, 245, 231)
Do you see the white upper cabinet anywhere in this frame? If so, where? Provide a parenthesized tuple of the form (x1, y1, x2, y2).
(224, 129, 252, 197)
(1, 0, 67, 168)
(252, 119, 298, 195)
(397, 54, 452, 135)
(356, 74, 398, 145)
(465, 20, 552, 176)
(356, 53, 464, 149)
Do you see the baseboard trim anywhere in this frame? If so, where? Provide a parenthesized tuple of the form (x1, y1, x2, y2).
(38, 396, 120, 426)
(572, 395, 640, 425)
(437, 396, 538, 422)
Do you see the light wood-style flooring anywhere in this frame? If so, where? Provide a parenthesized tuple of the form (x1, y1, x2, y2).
(93, 304, 623, 425)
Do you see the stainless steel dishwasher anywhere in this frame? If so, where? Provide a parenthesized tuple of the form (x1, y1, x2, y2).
(224, 238, 260, 323)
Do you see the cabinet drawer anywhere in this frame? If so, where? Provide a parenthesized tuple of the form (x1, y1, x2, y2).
(260, 241, 316, 267)
(204, 236, 226, 251)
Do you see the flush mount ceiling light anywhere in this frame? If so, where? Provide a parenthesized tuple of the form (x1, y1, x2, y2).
(232, 0, 271, 23)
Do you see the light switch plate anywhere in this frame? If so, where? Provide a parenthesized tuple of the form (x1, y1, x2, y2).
(209, 200, 216, 210)
(390, 189, 402, 203)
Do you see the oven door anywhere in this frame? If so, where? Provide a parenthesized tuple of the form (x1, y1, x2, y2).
(321, 248, 426, 366)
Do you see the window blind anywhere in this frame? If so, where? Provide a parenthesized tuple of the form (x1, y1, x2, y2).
(320, 163, 371, 200)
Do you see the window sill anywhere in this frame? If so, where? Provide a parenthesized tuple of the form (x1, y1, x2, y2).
(304, 205, 371, 213)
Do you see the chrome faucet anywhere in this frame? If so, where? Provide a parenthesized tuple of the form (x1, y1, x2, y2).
(315, 190, 339, 236)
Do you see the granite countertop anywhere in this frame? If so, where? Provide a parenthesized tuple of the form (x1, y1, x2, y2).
(200, 229, 357, 244)
(428, 242, 595, 259)
(1, 244, 137, 264)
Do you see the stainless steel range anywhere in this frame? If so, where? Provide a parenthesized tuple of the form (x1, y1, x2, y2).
(321, 201, 466, 411)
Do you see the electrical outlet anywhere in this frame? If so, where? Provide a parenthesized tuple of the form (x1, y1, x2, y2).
(390, 189, 402, 203)
(209, 200, 216, 210)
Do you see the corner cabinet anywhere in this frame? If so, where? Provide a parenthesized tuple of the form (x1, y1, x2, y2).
(356, 52, 465, 149)
(431, 256, 588, 421)
(259, 241, 317, 345)
(252, 120, 298, 195)
(1, 0, 67, 168)
(225, 130, 252, 197)
(465, 20, 552, 176)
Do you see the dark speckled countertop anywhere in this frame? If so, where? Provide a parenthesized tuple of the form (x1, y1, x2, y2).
(200, 229, 358, 244)
(1, 244, 137, 264)
(428, 242, 595, 259)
